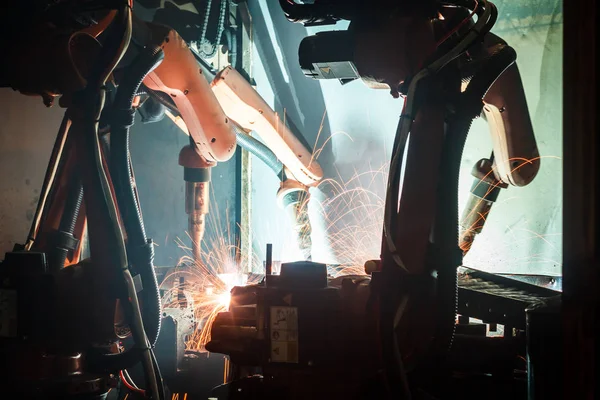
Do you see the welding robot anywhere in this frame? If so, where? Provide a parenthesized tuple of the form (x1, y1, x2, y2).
(0, 0, 560, 399)
(0, 1, 321, 399)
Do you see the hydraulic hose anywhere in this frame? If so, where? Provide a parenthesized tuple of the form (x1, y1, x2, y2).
(234, 125, 284, 178)
(111, 46, 165, 346)
(432, 43, 517, 353)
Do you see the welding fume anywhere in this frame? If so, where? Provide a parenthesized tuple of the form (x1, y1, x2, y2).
(0, 0, 566, 399)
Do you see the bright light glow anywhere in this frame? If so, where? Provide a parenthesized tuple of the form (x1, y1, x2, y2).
(217, 291, 232, 309)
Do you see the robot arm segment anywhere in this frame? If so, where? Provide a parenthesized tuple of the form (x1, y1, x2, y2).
(483, 63, 540, 187)
(211, 66, 323, 187)
(460, 41, 540, 253)
(141, 23, 236, 163)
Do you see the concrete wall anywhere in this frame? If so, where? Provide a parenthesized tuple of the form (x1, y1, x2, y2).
(0, 91, 63, 253)
(248, 0, 563, 275)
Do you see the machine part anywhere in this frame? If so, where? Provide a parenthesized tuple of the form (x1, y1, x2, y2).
(484, 100, 539, 187)
(223, 26, 239, 69)
(211, 66, 323, 187)
(198, 0, 228, 59)
(294, 2, 439, 96)
(139, 96, 167, 123)
(186, 180, 211, 262)
(265, 244, 273, 275)
(277, 181, 312, 260)
(111, 46, 166, 346)
(179, 145, 213, 263)
(2, 351, 112, 400)
(298, 31, 360, 84)
(3, 29, 102, 104)
(526, 296, 562, 400)
(141, 22, 237, 163)
(457, 268, 559, 330)
(48, 179, 84, 272)
(207, 263, 380, 400)
(459, 158, 508, 254)
(479, 33, 540, 188)
(278, 0, 348, 26)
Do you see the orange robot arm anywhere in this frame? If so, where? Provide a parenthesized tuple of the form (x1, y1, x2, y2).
(211, 66, 323, 187)
(459, 40, 540, 253)
(140, 22, 237, 163)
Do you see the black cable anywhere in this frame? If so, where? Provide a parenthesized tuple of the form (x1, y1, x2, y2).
(111, 46, 165, 346)
(150, 348, 166, 400)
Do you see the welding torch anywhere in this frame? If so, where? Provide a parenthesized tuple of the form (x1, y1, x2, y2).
(179, 144, 214, 262)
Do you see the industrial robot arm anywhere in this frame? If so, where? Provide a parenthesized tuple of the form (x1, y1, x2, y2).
(140, 22, 237, 163)
(135, 18, 323, 261)
(459, 34, 540, 254)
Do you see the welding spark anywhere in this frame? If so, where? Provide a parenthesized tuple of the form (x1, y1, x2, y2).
(316, 164, 387, 277)
(160, 201, 261, 352)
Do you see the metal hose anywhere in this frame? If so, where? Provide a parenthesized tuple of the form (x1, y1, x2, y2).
(234, 125, 284, 179)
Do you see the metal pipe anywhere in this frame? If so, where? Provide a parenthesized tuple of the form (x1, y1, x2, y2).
(24, 114, 71, 250)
